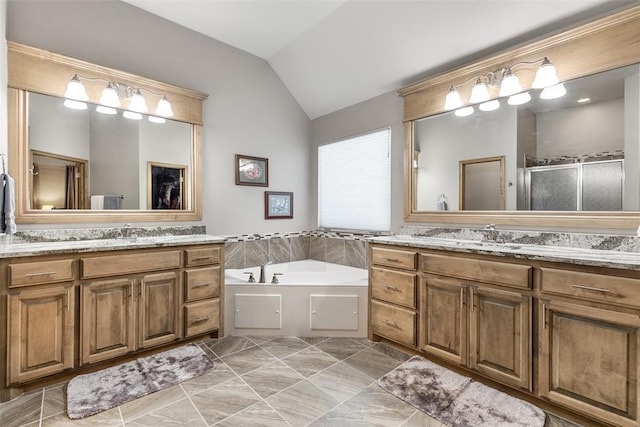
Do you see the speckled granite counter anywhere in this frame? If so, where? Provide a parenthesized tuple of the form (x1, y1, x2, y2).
(369, 235, 640, 271)
(0, 234, 223, 258)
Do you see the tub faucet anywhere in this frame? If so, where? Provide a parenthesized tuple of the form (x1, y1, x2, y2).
(259, 261, 272, 283)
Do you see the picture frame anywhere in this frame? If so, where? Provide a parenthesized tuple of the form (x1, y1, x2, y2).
(265, 191, 293, 219)
(147, 162, 187, 210)
(235, 154, 268, 186)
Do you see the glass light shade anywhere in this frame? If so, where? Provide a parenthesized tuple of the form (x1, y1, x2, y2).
(148, 116, 166, 124)
(123, 111, 143, 120)
(532, 58, 559, 89)
(444, 86, 463, 110)
(454, 106, 474, 117)
(498, 71, 522, 97)
(540, 83, 567, 99)
(469, 79, 490, 104)
(479, 99, 500, 111)
(508, 91, 531, 105)
(155, 96, 174, 117)
(128, 90, 148, 113)
(64, 75, 89, 101)
(96, 105, 117, 115)
(63, 99, 88, 110)
(99, 83, 121, 108)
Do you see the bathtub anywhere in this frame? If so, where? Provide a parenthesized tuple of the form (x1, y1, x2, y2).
(224, 260, 369, 337)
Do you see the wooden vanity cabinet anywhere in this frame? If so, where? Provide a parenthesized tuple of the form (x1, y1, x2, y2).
(539, 266, 640, 427)
(7, 266, 76, 384)
(420, 252, 533, 391)
(183, 247, 223, 337)
(369, 246, 418, 347)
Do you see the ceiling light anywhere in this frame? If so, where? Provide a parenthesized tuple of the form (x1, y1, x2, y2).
(577, 97, 591, 103)
(532, 57, 559, 89)
(454, 106, 474, 117)
(469, 78, 490, 104)
(444, 86, 464, 110)
(540, 83, 567, 100)
(508, 92, 531, 106)
(479, 99, 500, 111)
(64, 74, 89, 101)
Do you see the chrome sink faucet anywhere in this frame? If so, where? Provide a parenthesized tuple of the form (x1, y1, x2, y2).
(259, 261, 272, 283)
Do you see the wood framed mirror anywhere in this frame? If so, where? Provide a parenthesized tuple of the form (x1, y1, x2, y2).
(7, 42, 208, 224)
(400, 5, 640, 230)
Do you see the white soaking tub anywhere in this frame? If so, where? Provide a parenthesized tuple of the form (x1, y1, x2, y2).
(224, 260, 368, 337)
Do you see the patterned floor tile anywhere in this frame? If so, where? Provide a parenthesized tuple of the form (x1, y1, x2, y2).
(119, 384, 186, 422)
(41, 407, 123, 426)
(215, 401, 289, 427)
(315, 337, 369, 360)
(258, 336, 309, 359)
(221, 345, 279, 376)
(266, 380, 340, 427)
(282, 347, 338, 377)
(308, 362, 374, 403)
(205, 336, 255, 358)
(0, 390, 43, 427)
(125, 398, 206, 426)
(190, 377, 261, 425)
(241, 361, 305, 398)
(340, 383, 418, 425)
(343, 347, 404, 379)
(181, 360, 237, 395)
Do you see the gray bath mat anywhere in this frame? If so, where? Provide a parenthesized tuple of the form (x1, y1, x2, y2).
(378, 355, 545, 427)
(67, 344, 214, 419)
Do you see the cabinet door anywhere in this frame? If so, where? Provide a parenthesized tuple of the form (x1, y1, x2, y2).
(469, 287, 531, 391)
(540, 300, 640, 427)
(81, 278, 135, 365)
(8, 285, 75, 384)
(422, 275, 467, 365)
(138, 271, 180, 348)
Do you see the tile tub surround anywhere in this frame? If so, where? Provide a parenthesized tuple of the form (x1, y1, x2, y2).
(0, 336, 581, 427)
(224, 231, 371, 270)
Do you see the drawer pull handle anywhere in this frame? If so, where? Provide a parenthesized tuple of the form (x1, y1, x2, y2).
(460, 287, 464, 312)
(25, 271, 56, 277)
(542, 302, 548, 329)
(193, 316, 211, 324)
(572, 284, 611, 293)
(66, 289, 70, 311)
(193, 282, 212, 288)
(193, 256, 212, 261)
(383, 319, 398, 328)
(384, 257, 400, 263)
(470, 287, 475, 311)
(383, 284, 399, 291)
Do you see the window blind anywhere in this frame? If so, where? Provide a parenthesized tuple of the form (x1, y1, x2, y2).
(318, 128, 391, 231)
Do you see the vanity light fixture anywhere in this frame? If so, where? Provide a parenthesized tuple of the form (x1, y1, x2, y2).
(63, 74, 174, 119)
(454, 106, 474, 117)
(540, 83, 567, 99)
(443, 57, 561, 114)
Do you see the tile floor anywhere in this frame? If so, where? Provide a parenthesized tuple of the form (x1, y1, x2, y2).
(1, 336, 581, 427)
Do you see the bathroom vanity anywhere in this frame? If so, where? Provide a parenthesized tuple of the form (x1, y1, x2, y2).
(368, 237, 640, 427)
(0, 235, 224, 402)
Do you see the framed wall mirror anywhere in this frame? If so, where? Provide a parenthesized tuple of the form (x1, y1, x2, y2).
(401, 6, 640, 230)
(7, 42, 208, 224)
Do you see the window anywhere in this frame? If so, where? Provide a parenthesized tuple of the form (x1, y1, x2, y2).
(318, 128, 391, 231)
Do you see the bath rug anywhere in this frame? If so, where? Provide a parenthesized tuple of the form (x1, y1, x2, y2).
(378, 355, 545, 427)
(67, 344, 214, 419)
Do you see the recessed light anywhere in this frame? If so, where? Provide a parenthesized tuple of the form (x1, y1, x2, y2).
(577, 97, 591, 103)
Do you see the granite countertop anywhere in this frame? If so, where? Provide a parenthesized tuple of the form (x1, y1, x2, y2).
(0, 234, 224, 258)
(369, 235, 640, 271)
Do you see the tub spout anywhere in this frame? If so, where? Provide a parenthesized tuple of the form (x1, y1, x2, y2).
(259, 261, 272, 283)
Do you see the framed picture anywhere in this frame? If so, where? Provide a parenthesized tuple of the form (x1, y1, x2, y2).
(147, 162, 187, 210)
(235, 154, 268, 186)
(265, 191, 293, 219)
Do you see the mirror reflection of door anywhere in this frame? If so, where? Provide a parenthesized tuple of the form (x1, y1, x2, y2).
(30, 150, 88, 210)
(460, 156, 505, 210)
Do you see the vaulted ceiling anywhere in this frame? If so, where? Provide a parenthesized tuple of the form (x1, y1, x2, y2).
(122, 0, 635, 119)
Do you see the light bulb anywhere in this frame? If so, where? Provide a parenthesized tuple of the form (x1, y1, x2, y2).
(64, 74, 89, 101)
(128, 89, 148, 113)
(63, 99, 88, 110)
(469, 78, 490, 104)
(155, 96, 173, 117)
(123, 111, 142, 120)
(499, 70, 522, 97)
(454, 106, 474, 117)
(540, 83, 566, 100)
(479, 99, 500, 111)
(532, 58, 559, 89)
(99, 83, 121, 108)
(508, 92, 531, 105)
(444, 86, 463, 110)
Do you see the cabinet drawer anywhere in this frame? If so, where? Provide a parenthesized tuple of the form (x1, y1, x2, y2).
(371, 267, 417, 309)
(185, 299, 220, 337)
(81, 251, 181, 278)
(541, 267, 640, 307)
(371, 300, 416, 347)
(184, 267, 220, 302)
(186, 247, 221, 266)
(371, 247, 416, 270)
(9, 259, 74, 287)
(422, 253, 531, 289)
